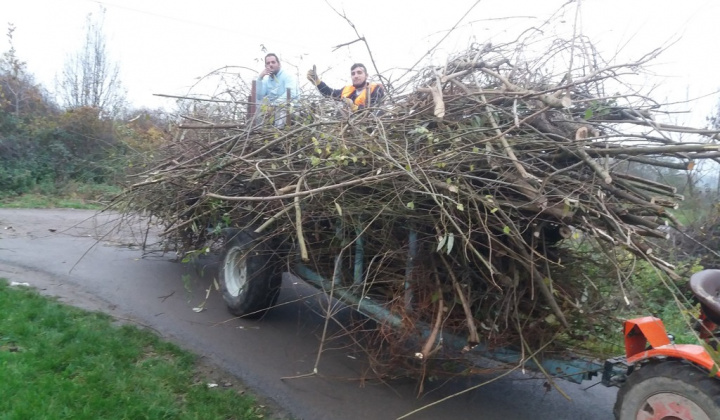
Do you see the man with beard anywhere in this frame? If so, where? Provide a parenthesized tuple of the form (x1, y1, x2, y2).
(255, 53, 298, 128)
(306, 63, 385, 111)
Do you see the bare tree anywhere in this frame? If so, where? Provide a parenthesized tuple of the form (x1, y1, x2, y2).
(0, 24, 51, 116)
(58, 7, 126, 117)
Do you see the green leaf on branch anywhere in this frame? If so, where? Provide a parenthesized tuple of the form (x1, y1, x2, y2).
(436, 235, 447, 252)
(446, 233, 454, 254)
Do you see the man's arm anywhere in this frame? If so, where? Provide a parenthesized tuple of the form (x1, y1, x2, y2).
(255, 75, 267, 101)
(316, 82, 344, 99)
(307, 66, 342, 99)
(367, 85, 385, 108)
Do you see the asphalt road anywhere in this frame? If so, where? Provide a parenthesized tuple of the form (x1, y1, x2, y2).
(0, 208, 618, 420)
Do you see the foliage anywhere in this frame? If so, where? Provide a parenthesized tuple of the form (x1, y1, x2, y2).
(550, 242, 704, 355)
(672, 201, 720, 269)
(115, 108, 174, 175)
(0, 23, 173, 200)
(623, 258, 703, 344)
(0, 105, 135, 196)
(0, 279, 267, 419)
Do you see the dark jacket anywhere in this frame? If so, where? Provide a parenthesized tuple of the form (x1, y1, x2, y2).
(316, 82, 384, 109)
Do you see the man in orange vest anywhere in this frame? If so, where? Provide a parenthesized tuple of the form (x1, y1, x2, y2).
(307, 63, 384, 111)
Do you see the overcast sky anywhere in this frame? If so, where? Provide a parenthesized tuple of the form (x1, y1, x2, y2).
(4, 0, 719, 126)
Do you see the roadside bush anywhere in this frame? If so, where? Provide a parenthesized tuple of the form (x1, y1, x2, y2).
(0, 134, 42, 196)
(0, 166, 34, 197)
(58, 181, 122, 203)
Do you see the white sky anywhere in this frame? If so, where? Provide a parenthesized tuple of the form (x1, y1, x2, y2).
(4, 0, 720, 127)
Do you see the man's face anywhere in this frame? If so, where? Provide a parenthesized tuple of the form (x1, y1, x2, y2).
(265, 56, 280, 75)
(351, 67, 367, 88)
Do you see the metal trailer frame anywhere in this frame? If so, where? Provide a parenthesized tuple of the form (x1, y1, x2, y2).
(292, 229, 610, 385)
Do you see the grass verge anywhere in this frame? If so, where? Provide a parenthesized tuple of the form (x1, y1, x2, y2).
(0, 183, 122, 209)
(0, 193, 103, 210)
(0, 279, 270, 420)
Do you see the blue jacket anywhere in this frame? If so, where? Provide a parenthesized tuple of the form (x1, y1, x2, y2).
(256, 69, 298, 105)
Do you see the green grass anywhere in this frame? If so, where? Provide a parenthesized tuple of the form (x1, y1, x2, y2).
(0, 279, 269, 420)
(0, 193, 104, 209)
(0, 182, 123, 209)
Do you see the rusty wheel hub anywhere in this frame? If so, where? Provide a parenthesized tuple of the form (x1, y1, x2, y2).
(637, 392, 710, 420)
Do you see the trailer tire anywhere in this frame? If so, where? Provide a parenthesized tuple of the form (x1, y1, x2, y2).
(218, 229, 281, 319)
(614, 360, 720, 420)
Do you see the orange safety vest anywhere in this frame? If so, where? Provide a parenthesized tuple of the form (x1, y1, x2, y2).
(340, 83, 381, 108)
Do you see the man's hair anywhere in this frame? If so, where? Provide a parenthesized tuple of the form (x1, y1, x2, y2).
(265, 53, 280, 64)
(350, 63, 367, 73)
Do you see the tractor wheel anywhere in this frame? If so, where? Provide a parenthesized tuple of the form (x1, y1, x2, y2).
(614, 360, 720, 420)
(218, 229, 281, 319)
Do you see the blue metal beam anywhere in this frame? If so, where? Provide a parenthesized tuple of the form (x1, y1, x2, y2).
(293, 262, 604, 383)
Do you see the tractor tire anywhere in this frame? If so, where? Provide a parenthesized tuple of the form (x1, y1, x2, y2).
(218, 229, 281, 319)
(614, 360, 720, 420)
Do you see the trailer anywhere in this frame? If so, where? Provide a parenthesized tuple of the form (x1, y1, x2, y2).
(216, 225, 720, 420)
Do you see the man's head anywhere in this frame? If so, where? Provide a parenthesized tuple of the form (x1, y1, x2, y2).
(350, 63, 368, 88)
(265, 53, 281, 76)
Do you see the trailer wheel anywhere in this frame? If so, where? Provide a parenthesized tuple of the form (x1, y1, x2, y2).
(219, 230, 281, 319)
(614, 360, 720, 420)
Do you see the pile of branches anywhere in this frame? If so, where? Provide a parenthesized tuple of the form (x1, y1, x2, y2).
(115, 39, 720, 375)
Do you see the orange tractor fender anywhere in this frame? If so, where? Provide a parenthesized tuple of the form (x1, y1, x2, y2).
(623, 316, 719, 374)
